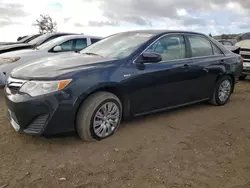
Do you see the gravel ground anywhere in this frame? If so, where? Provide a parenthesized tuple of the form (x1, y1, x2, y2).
(0, 81, 250, 188)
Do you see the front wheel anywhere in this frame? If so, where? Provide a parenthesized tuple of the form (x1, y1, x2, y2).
(76, 92, 122, 142)
(209, 75, 233, 106)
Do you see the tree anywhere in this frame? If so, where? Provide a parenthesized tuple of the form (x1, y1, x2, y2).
(209, 33, 212, 37)
(34, 14, 57, 34)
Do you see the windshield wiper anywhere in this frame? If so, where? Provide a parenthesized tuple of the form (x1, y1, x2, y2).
(82, 52, 101, 56)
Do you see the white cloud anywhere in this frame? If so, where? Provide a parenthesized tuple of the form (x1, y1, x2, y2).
(0, 0, 250, 42)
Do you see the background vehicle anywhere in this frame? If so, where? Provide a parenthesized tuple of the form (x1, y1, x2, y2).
(218, 40, 235, 46)
(0, 33, 77, 54)
(17, 35, 28, 41)
(4, 30, 243, 141)
(235, 32, 250, 80)
(0, 35, 102, 82)
(0, 34, 41, 46)
(218, 39, 240, 54)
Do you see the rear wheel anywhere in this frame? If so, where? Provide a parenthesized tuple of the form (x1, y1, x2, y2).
(76, 92, 122, 142)
(239, 75, 247, 80)
(209, 75, 233, 106)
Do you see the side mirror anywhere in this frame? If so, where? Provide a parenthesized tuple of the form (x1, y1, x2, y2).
(53, 46, 62, 52)
(136, 52, 162, 64)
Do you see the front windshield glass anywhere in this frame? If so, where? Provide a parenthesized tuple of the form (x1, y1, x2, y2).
(36, 37, 62, 50)
(80, 32, 155, 59)
(19, 35, 31, 43)
(29, 34, 50, 46)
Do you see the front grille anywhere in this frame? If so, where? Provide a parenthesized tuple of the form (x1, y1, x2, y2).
(6, 77, 26, 94)
(241, 54, 250, 60)
(241, 48, 250, 52)
(8, 86, 20, 93)
(23, 114, 48, 134)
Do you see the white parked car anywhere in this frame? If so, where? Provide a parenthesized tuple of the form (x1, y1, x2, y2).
(0, 35, 102, 86)
(235, 32, 250, 80)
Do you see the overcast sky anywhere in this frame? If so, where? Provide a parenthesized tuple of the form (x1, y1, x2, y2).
(0, 0, 250, 41)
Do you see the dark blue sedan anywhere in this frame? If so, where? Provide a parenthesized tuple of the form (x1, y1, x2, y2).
(4, 30, 243, 141)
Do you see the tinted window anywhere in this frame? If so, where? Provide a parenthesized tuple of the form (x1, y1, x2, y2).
(188, 35, 213, 57)
(91, 38, 101, 44)
(146, 35, 186, 61)
(59, 40, 74, 51)
(75, 39, 87, 51)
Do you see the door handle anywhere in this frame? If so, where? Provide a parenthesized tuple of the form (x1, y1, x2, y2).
(182, 64, 190, 70)
(220, 60, 225, 64)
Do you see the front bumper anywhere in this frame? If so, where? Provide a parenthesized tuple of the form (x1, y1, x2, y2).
(242, 67, 250, 75)
(4, 87, 78, 136)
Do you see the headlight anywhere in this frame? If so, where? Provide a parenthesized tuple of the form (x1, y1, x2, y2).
(19, 79, 72, 97)
(0, 57, 20, 65)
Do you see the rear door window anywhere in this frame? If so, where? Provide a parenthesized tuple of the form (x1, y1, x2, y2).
(188, 35, 213, 57)
(74, 39, 87, 51)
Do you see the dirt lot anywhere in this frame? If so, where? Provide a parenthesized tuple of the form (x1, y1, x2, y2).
(0, 81, 250, 188)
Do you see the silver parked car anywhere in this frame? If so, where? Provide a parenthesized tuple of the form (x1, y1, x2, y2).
(0, 35, 102, 86)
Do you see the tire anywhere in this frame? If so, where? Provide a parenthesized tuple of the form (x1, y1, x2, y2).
(209, 75, 233, 106)
(239, 75, 247, 80)
(76, 92, 122, 142)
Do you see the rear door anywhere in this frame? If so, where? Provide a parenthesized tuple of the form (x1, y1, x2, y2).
(186, 34, 225, 100)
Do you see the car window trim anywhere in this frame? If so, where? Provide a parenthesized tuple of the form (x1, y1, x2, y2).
(133, 33, 189, 64)
(186, 33, 225, 57)
(189, 54, 225, 60)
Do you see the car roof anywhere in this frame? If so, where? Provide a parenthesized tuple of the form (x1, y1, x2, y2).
(56, 35, 102, 40)
(36, 35, 101, 50)
(118, 30, 206, 36)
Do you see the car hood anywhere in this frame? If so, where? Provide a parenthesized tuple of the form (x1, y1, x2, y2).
(0, 42, 21, 46)
(11, 53, 118, 79)
(0, 43, 31, 51)
(0, 49, 39, 57)
(236, 40, 250, 48)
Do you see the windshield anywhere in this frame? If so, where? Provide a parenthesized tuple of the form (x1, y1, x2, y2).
(80, 32, 154, 59)
(36, 37, 63, 50)
(29, 34, 50, 46)
(19, 35, 31, 43)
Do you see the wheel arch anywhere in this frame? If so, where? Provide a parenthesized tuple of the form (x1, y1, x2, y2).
(73, 83, 131, 127)
(215, 73, 235, 93)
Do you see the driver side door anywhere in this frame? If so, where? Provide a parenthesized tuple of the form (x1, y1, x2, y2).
(127, 34, 195, 115)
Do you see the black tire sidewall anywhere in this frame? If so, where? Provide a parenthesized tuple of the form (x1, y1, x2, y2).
(214, 76, 232, 105)
(89, 98, 122, 140)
